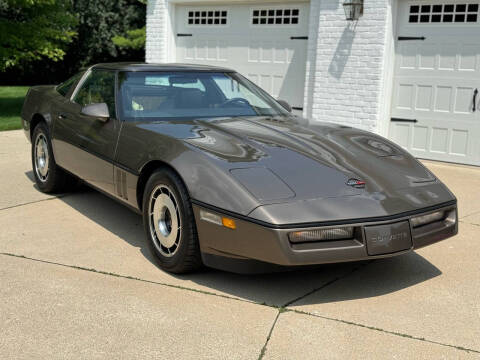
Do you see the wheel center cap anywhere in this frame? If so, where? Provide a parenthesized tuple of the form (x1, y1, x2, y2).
(158, 207, 172, 237)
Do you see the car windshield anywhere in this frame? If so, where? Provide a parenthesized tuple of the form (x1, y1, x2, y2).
(118, 71, 288, 120)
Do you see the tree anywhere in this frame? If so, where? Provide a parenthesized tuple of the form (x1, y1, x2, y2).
(112, 27, 145, 51)
(0, 0, 146, 85)
(112, 0, 145, 53)
(64, 0, 146, 71)
(0, 0, 77, 71)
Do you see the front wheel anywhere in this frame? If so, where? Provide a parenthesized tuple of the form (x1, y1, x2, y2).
(142, 168, 202, 274)
(31, 122, 72, 193)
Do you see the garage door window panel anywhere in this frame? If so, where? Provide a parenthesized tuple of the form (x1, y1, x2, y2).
(408, 3, 479, 23)
(252, 8, 300, 25)
(188, 9, 227, 26)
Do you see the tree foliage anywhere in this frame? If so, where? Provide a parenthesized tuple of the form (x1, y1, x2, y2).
(1, 0, 146, 84)
(111, 0, 145, 52)
(0, 0, 77, 71)
(112, 26, 145, 51)
(65, 0, 145, 71)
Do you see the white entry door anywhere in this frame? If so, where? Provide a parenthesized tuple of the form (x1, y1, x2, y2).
(175, 3, 309, 112)
(390, 1, 480, 165)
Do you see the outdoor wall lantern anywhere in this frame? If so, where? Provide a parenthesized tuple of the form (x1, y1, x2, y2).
(343, 0, 364, 21)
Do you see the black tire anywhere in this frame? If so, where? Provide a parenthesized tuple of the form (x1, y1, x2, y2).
(31, 122, 72, 193)
(142, 168, 202, 274)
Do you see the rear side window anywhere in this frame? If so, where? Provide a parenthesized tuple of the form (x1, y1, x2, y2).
(56, 73, 82, 97)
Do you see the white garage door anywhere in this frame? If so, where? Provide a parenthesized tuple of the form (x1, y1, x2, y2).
(389, 1, 480, 166)
(175, 3, 309, 111)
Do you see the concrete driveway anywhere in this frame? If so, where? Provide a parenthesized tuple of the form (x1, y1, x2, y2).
(0, 130, 479, 359)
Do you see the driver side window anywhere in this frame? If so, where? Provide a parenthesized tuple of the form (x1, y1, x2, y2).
(73, 69, 116, 116)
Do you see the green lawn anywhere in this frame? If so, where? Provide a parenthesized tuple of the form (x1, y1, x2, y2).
(0, 86, 30, 131)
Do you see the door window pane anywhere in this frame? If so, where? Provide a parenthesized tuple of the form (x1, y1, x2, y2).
(73, 70, 116, 116)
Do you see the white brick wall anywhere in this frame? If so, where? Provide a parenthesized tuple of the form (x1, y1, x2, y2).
(146, 0, 391, 133)
(305, 0, 390, 132)
(146, 0, 168, 63)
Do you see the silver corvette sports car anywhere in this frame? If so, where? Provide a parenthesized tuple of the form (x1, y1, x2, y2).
(22, 63, 458, 273)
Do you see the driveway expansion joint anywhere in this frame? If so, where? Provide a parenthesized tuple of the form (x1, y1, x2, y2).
(290, 309, 480, 355)
(0, 194, 67, 211)
(460, 219, 480, 227)
(3, 253, 478, 355)
(0, 252, 262, 307)
(257, 310, 282, 360)
(281, 261, 373, 308)
(459, 209, 480, 220)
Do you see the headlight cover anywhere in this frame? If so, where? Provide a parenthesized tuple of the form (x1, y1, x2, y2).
(289, 227, 354, 243)
(410, 211, 444, 228)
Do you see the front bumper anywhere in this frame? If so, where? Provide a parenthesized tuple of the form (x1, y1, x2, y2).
(193, 202, 458, 271)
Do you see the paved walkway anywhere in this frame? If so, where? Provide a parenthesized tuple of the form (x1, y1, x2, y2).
(0, 130, 479, 359)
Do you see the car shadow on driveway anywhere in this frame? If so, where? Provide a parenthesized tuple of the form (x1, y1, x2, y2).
(26, 172, 442, 306)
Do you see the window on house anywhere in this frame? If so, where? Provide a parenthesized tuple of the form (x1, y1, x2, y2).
(251, 8, 300, 25)
(408, 3, 479, 23)
(188, 10, 227, 25)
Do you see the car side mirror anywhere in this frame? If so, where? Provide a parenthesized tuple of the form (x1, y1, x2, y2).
(277, 99, 292, 113)
(81, 103, 110, 122)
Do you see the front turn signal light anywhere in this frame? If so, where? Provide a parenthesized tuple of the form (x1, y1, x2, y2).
(200, 210, 236, 230)
(222, 217, 236, 230)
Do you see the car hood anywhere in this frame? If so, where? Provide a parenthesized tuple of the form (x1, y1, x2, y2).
(181, 116, 438, 200)
(135, 115, 455, 223)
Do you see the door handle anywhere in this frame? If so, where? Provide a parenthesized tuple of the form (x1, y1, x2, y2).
(58, 114, 67, 119)
(474, 89, 478, 112)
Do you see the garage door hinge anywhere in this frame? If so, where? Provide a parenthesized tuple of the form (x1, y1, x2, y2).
(177, 33, 192, 37)
(290, 36, 308, 40)
(398, 36, 426, 41)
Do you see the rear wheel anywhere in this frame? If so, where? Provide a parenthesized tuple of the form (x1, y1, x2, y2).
(142, 168, 202, 273)
(31, 122, 73, 193)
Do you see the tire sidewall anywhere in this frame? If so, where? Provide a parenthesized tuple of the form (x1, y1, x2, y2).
(142, 169, 197, 272)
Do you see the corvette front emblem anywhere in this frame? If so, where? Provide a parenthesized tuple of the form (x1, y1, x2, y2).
(346, 178, 366, 188)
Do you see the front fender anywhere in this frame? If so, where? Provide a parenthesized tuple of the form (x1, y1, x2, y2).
(170, 148, 261, 215)
(116, 122, 261, 215)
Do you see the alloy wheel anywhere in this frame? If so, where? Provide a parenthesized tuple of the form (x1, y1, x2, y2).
(148, 184, 182, 257)
(34, 133, 49, 182)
